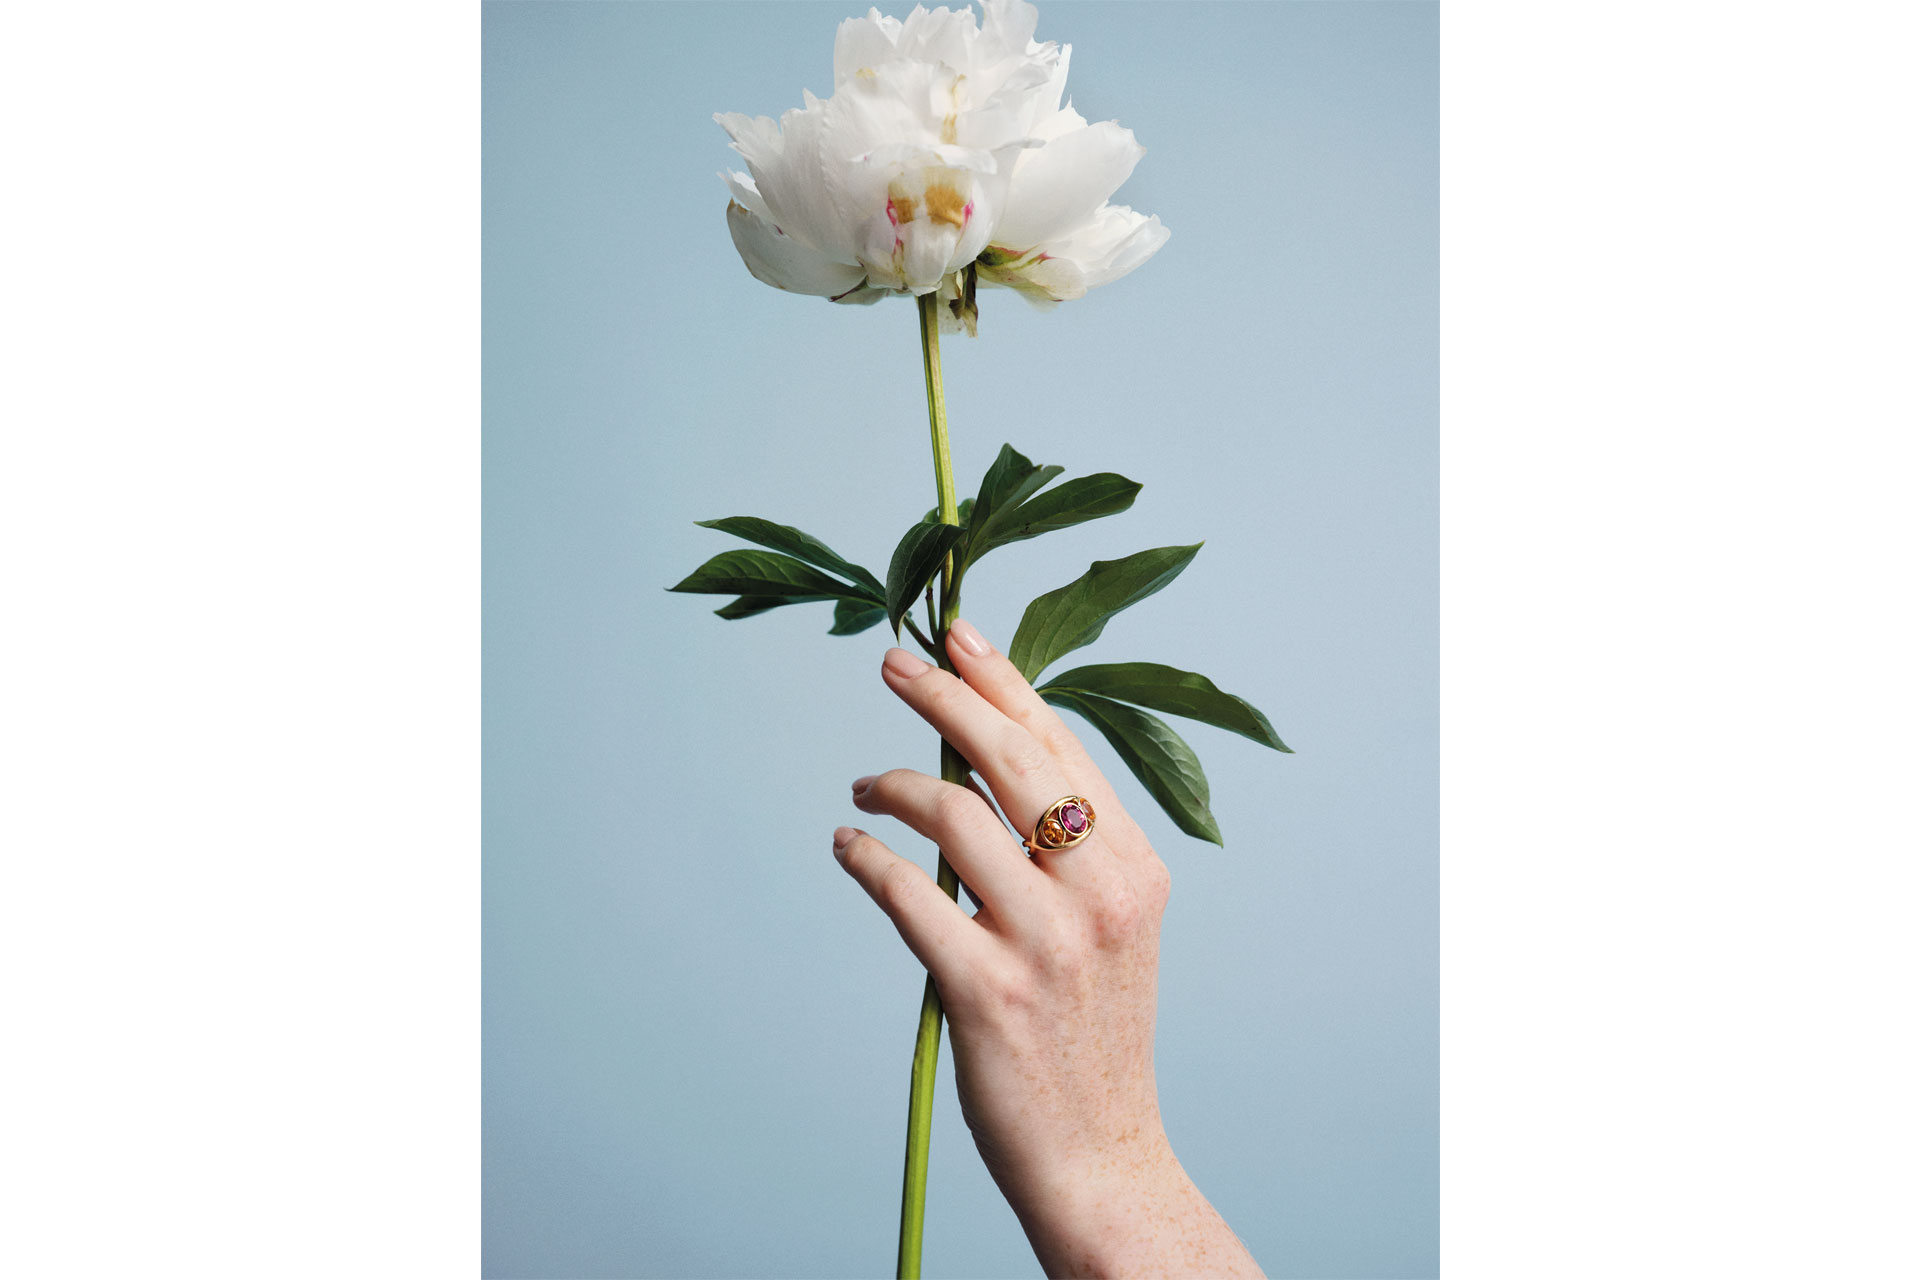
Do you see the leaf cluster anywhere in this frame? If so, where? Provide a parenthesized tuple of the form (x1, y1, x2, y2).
(668, 445, 1291, 845)
(668, 515, 889, 636)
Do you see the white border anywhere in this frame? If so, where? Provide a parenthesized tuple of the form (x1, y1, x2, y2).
(5, 0, 1917, 1273)
(1, 3, 479, 1272)
(1444, 2, 1919, 1274)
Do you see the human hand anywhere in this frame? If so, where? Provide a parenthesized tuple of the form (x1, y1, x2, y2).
(834, 618, 1262, 1278)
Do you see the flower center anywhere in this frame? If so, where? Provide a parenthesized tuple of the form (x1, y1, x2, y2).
(922, 180, 969, 230)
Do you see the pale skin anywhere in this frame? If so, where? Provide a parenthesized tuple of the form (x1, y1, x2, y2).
(833, 617, 1265, 1279)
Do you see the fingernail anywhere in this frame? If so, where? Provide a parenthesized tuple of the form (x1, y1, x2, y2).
(832, 826, 860, 860)
(882, 648, 932, 680)
(949, 617, 991, 657)
(851, 775, 877, 797)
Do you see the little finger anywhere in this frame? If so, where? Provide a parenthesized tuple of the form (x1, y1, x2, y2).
(832, 826, 985, 987)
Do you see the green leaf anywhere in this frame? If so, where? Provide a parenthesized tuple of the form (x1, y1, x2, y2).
(967, 472, 1141, 562)
(1042, 689, 1222, 845)
(829, 598, 887, 636)
(920, 496, 976, 527)
(1006, 543, 1204, 682)
(1040, 662, 1291, 752)
(713, 594, 832, 621)
(967, 444, 1062, 549)
(885, 520, 965, 638)
(669, 549, 875, 600)
(693, 516, 884, 599)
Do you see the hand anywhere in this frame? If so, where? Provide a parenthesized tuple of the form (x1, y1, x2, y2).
(833, 618, 1262, 1278)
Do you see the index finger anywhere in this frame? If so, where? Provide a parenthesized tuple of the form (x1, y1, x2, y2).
(877, 647, 1077, 836)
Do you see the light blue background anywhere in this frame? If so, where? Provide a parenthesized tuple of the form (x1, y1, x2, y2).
(484, 2, 1435, 1276)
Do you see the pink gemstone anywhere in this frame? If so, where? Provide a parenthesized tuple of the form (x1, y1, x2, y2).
(1060, 803, 1088, 835)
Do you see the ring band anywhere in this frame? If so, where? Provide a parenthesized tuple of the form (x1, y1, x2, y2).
(1024, 795, 1096, 854)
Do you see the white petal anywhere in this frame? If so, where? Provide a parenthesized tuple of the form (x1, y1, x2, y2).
(993, 119, 1143, 249)
(1033, 43, 1072, 123)
(896, 4, 978, 69)
(975, 204, 1168, 303)
(949, 187, 998, 267)
(978, 0, 1040, 59)
(714, 111, 787, 199)
(1081, 208, 1170, 287)
(855, 207, 906, 290)
(823, 62, 952, 162)
(951, 145, 1024, 264)
(1044, 203, 1169, 283)
(719, 94, 864, 262)
(716, 110, 817, 240)
(726, 200, 870, 299)
(720, 169, 771, 222)
(718, 0, 1111, 295)
(1005, 254, 1088, 303)
(833, 9, 903, 83)
(956, 54, 1059, 152)
(1029, 97, 1087, 144)
(900, 220, 964, 293)
(853, 164, 983, 293)
(820, 62, 955, 230)
(714, 110, 779, 153)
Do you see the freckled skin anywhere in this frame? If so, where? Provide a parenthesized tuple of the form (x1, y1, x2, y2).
(840, 628, 1265, 1278)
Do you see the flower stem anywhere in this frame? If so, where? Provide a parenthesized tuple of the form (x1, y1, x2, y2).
(898, 290, 966, 1280)
(919, 293, 959, 534)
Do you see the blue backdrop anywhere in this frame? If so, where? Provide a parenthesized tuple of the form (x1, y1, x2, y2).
(485, 2, 1436, 1275)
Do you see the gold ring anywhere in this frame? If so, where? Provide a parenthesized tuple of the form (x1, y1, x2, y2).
(1024, 795, 1096, 854)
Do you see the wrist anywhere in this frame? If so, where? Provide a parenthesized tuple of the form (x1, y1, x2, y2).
(1009, 1132, 1197, 1277)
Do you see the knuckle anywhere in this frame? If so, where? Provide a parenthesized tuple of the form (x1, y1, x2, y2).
(961, 954, 1023, 1014)
(1142, 857, 1173, 911)
(1036, 720, 1083, 760)
(986, 961, 1034, 1016)
(947, 965, 1021, 1028)
(872, 768, 915, 799)
(875, 860, 921, 913)
(932, 785, 978, 830)
(1003, 735, 1051, 781)
(920, 674, 963, 715)
(1090, 881, 1145, 941)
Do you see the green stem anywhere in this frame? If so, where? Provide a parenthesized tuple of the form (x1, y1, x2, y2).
(898, 291, 965, 1280)
(919, 293, 959, 532)
(900, 614, 942, 663)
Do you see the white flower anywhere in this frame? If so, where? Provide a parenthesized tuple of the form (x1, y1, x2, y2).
(716, 0, 1168, 331)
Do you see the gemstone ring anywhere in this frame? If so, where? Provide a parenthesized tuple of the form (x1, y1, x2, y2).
(1024, 795, 1097, 854)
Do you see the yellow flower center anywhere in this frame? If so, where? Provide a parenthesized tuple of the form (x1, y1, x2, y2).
(922, 180, 968, 229)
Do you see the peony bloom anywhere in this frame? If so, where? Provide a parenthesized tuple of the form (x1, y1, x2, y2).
(716, 0, 1168, 331)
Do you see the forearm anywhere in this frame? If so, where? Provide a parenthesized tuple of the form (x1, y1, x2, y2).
(1009, 1138, 1264, 1279)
